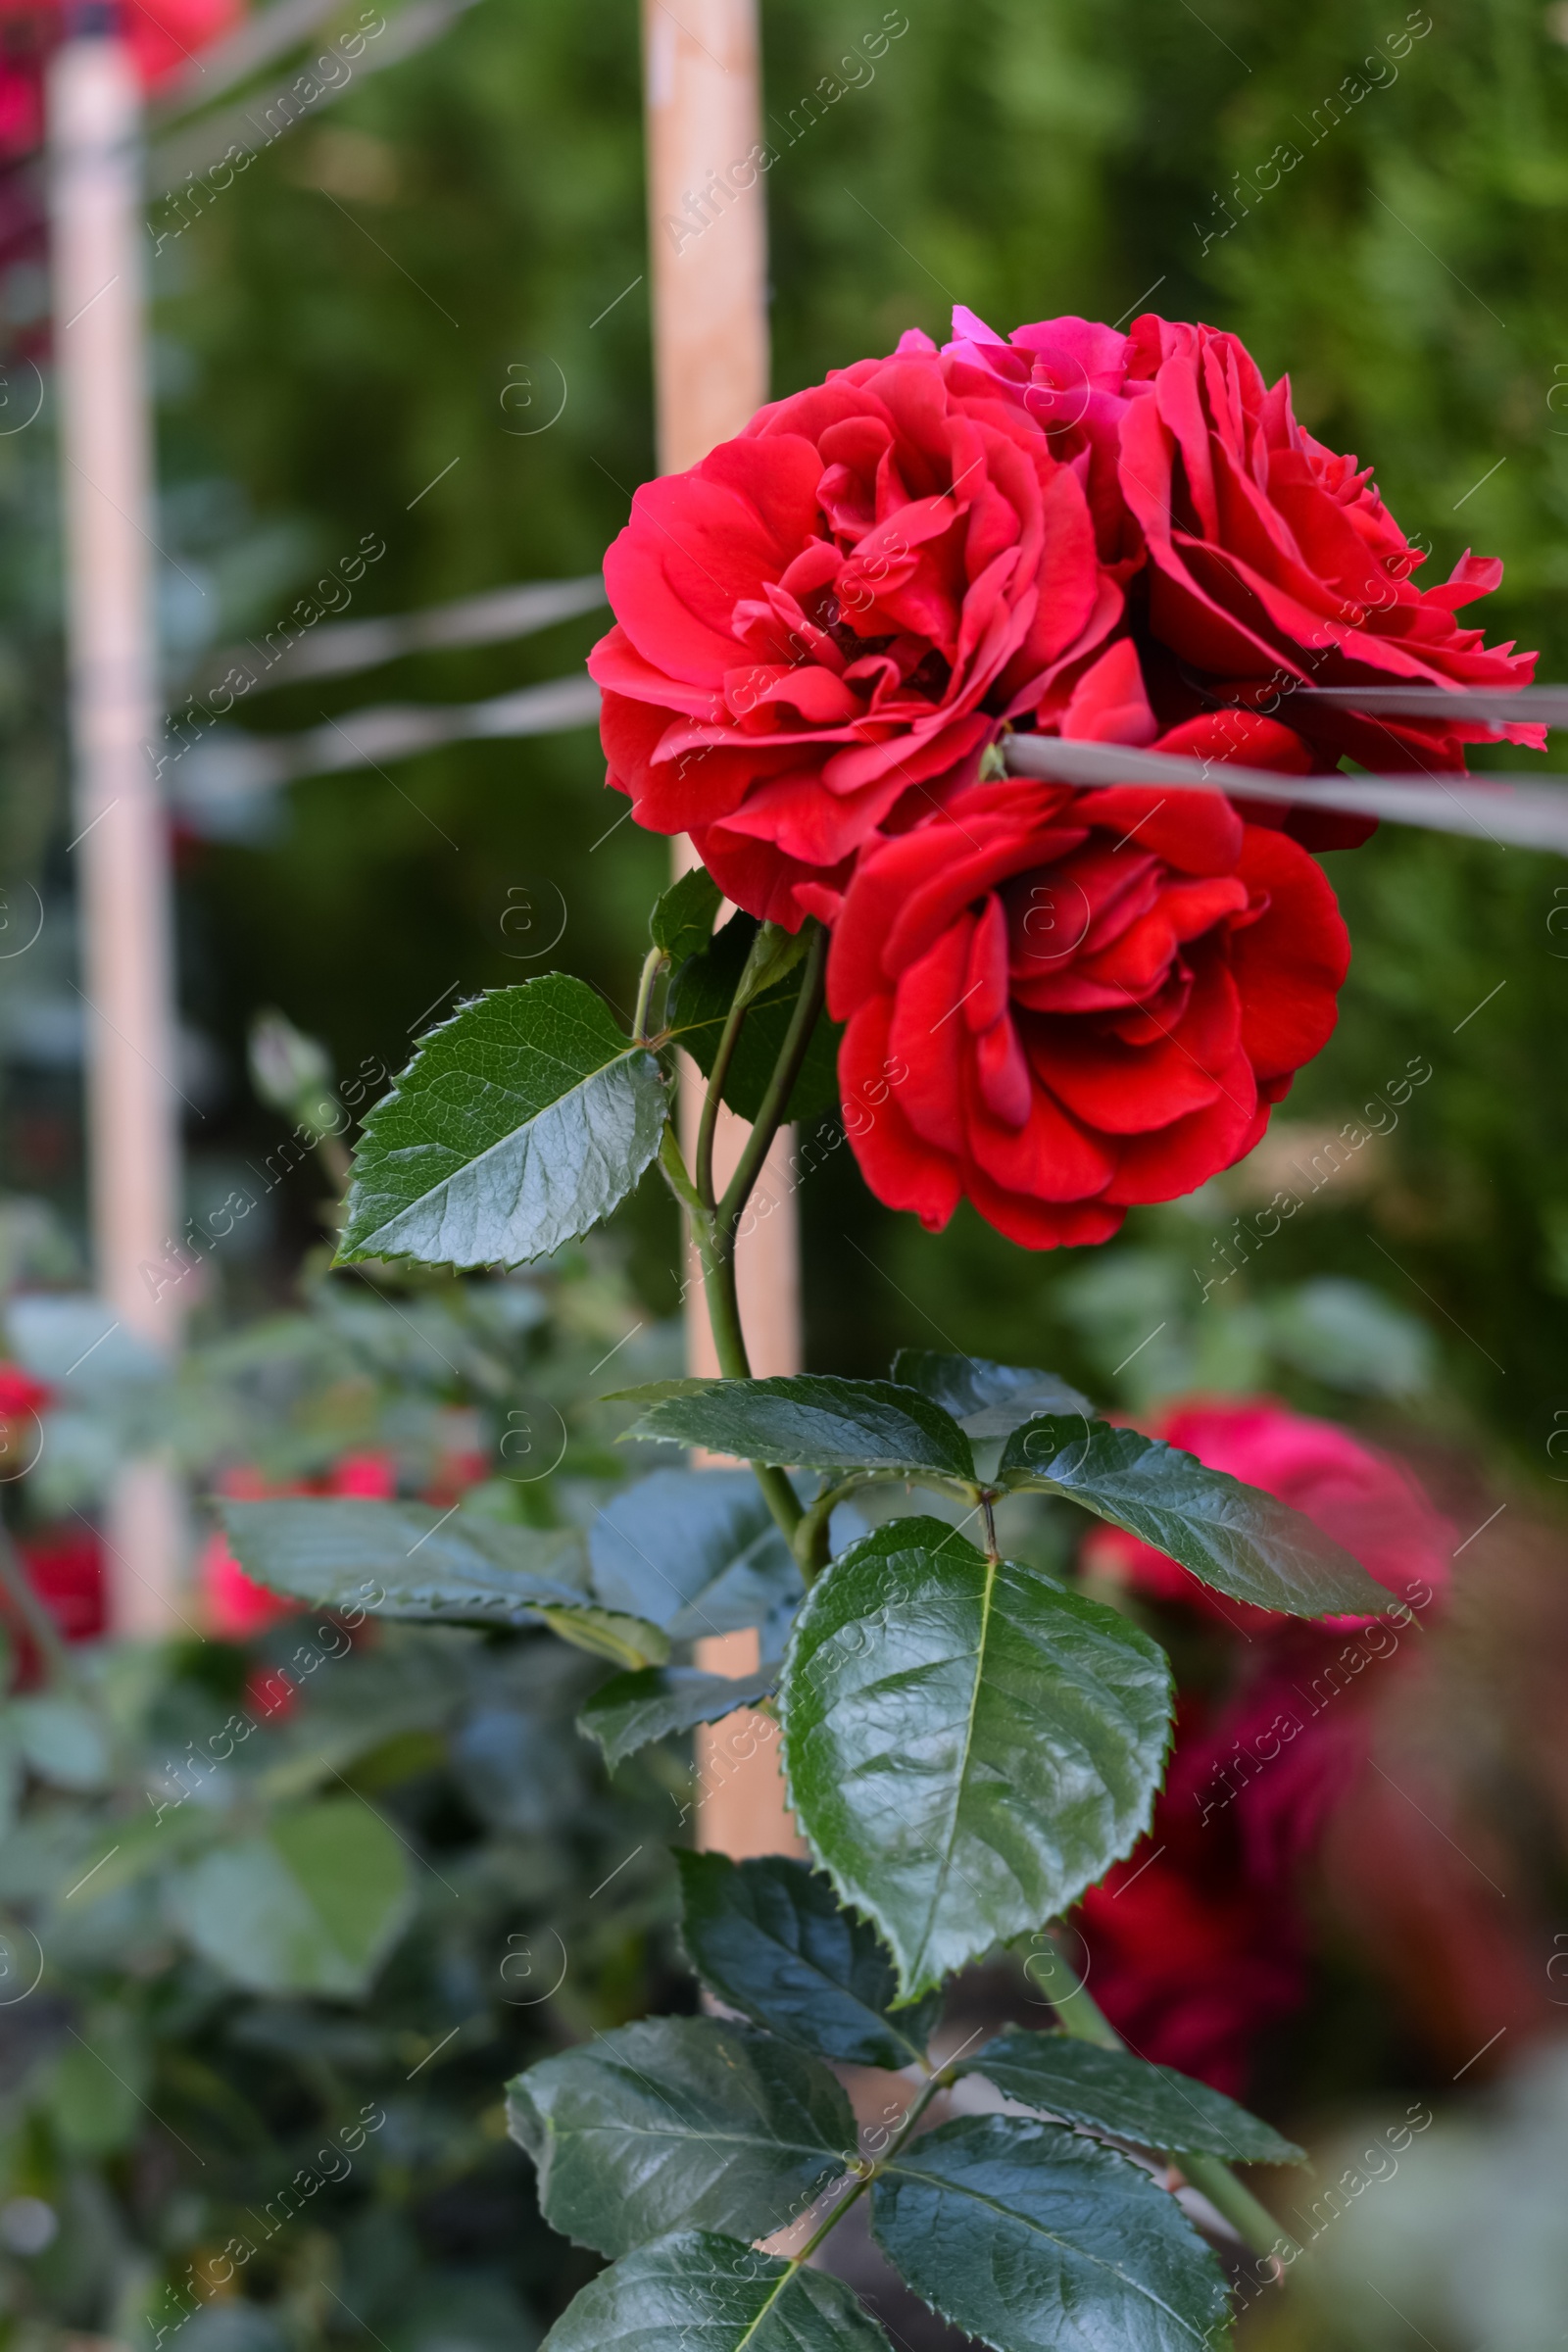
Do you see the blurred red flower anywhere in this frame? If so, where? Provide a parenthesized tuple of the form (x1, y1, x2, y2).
(1078, 1396, 1454, 2091)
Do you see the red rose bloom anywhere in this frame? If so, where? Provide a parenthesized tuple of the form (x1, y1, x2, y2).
(826, 642, 1349, 1248)
(1117, 313, 1539, 773)
(589, 336, 1119, 928)
(949, 304, 1539, 805)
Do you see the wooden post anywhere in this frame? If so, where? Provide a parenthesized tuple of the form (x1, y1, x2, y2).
(50, 25, 186, 1632)
(642, 0, 804, 1858)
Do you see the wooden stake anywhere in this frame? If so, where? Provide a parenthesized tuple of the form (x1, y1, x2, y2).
(50, 31, 186, 1631)
(642, 0, 804, 1858)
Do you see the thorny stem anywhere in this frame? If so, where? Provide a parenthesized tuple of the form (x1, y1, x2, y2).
(1042, 1933, 1302, 2265)
(695, 978, 752, 1208)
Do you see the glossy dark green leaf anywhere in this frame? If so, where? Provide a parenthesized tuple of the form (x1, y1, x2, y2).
(780, 1519, 1171, 1996)
(539, 2230, 893, 2352)
(891, 1349, 1098, 1438)
(337, 975, 666, 1269)
(611, 1377, 975, 1482)
(676, 1851, 940, 2069)
(873, 2115, 1230, 2352)
(578, 1665, 775, 1769)
(589, 1470, 801, 1643)
(219, 1496, 592, 1624)
(650, 864, 722, 963)
(506, 2016, 855, 2257)
(999, 1415, 1389, 1619)
(956, 2031, 1304, 2163)
(666, 910, 841, 1123)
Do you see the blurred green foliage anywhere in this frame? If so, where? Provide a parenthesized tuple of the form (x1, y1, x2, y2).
(0, 1247, 691, 2352)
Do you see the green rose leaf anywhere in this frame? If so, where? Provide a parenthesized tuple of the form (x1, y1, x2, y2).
(999, 1415, 1389, 1619)
(220, 1497, 587, 1623)
(168, 1796, 413, 1997)
(507, 2016, 855, 2257)
(651, 864, 722, 964)
(578, 1665, 775, 1769)
(676, 1851, 940, 2070)
(539, 2230, 893, 2352)
(589, 1469, 801, 1644)
(666, 910, 841, 1123)
(779, 1518, 1171, 1996)
(956, 2030, 1304, 2163)
(611, 1377, 975, 1482)
(337, 974, 666, 1269)
(873, 2115, 1230, 2352)
(892, 1349, 1098, 1437)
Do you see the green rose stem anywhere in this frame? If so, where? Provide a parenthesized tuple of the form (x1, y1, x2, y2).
(1040, 1932, 1300, 2266)
(656, 919, 829, 1545)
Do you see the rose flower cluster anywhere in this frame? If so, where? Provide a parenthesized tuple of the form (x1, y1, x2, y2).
(591, 309, 1534, 1246)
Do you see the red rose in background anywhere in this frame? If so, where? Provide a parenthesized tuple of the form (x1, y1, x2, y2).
(1078, 1397, 1454, 2090)
(826, 642, 1348, 1249)
(1, 1527, 104, 1682)
(590, 336, 1119, 929)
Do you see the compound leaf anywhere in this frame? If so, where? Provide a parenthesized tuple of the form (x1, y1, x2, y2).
(651, 865, 722, 963)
